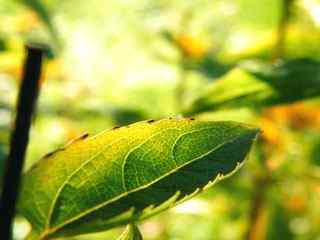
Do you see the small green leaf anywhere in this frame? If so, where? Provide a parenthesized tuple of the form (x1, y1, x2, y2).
(184, 59, 320, 115)
(18, 118, 259, 239)
(117, 224, 143, 240)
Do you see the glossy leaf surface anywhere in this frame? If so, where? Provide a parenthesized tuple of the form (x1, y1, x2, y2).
(18, 118, 259, 239)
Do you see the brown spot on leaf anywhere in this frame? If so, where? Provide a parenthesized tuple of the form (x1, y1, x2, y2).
(79, 133, 89, 139)
(65, 133, 90, 147)
(71, 133, 89, 142)
(147, 119, 156, 123)
(42, 148, 65, 159)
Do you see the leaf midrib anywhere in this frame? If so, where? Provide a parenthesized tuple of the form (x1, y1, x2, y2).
(46, 125, 179, 230)
(44, 126, 248, 238)
(46, 136, 128, 228)
(47, 127, 181, 229)
(120, 128, 181, 192)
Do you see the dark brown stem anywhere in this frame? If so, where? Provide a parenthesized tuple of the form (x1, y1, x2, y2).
(246, 177, 270, 240)
(245, 139, 274, 240)
(0, 44, 46, 240)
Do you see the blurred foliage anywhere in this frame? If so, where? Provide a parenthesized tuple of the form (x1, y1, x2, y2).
(117, 224, 143, 240)
(0, 0, 320, 239)
(184, 59, 320, 115)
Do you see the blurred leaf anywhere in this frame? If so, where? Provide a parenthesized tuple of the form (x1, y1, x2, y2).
(311, 137, 320, 166)
(196, 56, 233, 79)
(0, 37, 7, 51)
(111, 107, 146, 126)
(18, 118, 259, 239)
(117, 224, 143, 240)
(184, 59, 320, 115)
(161, 30, 175, 43)
(219, 25, 320, 63)
(19, 0, 60, 48)
(196, 108, 257, 124)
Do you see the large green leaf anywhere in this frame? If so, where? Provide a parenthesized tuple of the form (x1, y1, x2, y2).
(184, 59, 320, 116)
(18, 118, 259, 239)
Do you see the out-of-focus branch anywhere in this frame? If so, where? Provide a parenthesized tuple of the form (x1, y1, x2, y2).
(246, 140, 273, 240)
(246, 176, 271, 240)
(271, 0, 294, 61)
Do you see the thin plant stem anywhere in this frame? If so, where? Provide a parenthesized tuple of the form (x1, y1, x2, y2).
(245, 139, 274, 240)
(246, 176, 270, 240)
(246, 2, 294, 239)
(271, 0, 294, 61)
(0, 44, 46, 240)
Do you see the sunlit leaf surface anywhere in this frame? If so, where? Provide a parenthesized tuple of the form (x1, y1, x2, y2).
(185, 59, 320, 115)
(18, 118, 259, 239)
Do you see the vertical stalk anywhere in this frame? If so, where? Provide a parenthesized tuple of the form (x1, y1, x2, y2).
(246, 177, 270, 240)
(0, 44, 46, 240)
(271, 0, 294, 61)
(245, 140, 273, 240)
(246, 1, 294, 239)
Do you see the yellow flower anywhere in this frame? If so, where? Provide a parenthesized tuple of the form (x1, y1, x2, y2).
(175, 34, 209, 58)
(285, 194, 306, 213)
(263, 103, 320, 130)
(259, 117, 281, 146)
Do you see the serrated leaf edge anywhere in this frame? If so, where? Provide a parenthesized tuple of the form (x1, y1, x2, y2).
(40, 128, 257, 239)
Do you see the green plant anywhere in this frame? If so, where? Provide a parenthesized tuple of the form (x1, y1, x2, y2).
(18, 118, 259, 239)
(1, 1, 320, 239)
(184, 59, 320, 116)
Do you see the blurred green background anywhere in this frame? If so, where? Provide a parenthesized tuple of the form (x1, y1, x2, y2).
(1, 0, 320, 239)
